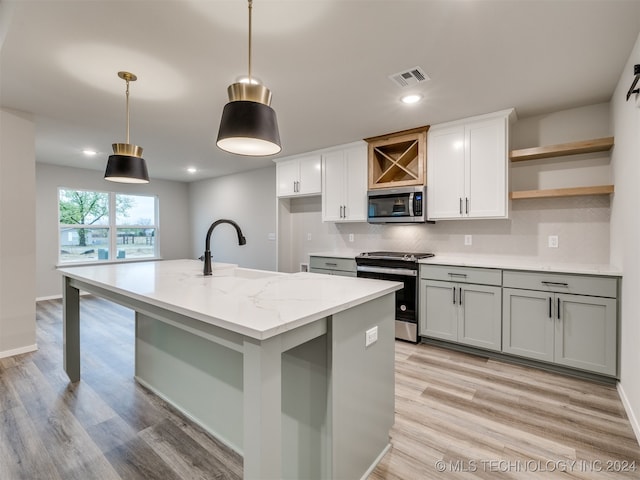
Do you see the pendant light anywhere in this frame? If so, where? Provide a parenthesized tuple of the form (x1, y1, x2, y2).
(216, 0, 281, 156)
(104, 71, 150, 183)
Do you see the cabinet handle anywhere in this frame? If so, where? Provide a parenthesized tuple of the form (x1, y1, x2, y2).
(459, 287, 462, 306)
(465, 197, 469, 215)
(343, 205, 347, 218)
(340, 205, 344, 218)
(557, 298, 561, 320)
(448, 273, 467, 278)
(548, 297, 552, 318)
(459, 197, 463, 215)
(541, 281, 569, 287)
(452, 286, 456, 305)
(325, 262, 338, 267)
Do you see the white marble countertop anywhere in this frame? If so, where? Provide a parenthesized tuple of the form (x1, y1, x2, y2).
(58, 259, 402, 340)
(309, 250, 362, 259)
(418, 254, 622, 276)
(308, 249, 622, 276)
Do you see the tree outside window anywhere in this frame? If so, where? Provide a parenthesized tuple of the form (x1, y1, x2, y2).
(58, 189, 158, 263)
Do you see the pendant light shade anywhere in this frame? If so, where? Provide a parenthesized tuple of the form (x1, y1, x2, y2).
(216, 0, 281, 156)
(105, 144, 149, 183)
(104, 72, 150, 183)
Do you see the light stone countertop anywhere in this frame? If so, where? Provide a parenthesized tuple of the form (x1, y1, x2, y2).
(309, 250, 622, 276)
(309, 250, 362, 259)
(418, 254, 622, 276)
(58, 259, 402, 340)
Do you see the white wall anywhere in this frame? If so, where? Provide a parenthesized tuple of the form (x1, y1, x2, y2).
(278, 103, 613, 272)
(610, 32, 640, 441)
(0, 109, 36, 356)
(36, 163, 191, 298)
(189, 166, 277, 272)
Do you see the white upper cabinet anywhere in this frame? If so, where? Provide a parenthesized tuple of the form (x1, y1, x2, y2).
(322, 143, 367, 222)
(276, 154, 321, 197)
(427, 109, 514, 220)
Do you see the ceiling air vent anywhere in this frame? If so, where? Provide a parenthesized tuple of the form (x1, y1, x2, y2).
(389, 66, 430, 88)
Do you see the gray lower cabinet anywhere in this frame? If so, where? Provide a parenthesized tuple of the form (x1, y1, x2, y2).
(309, 255, 357, 277)
(502, 271, 618, 376)
(420, 265, 502, 352)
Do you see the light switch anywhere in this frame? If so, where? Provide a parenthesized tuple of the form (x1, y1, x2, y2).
(464, 235, 472, 246)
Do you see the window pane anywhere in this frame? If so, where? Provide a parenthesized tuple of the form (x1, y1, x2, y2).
(59, 189, 109, 226)
(59, 228, 109, 262)
(116, 228, 156, 259)
(116, 194, 156, 226)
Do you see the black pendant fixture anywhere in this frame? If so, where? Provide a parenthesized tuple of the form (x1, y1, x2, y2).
(104, 71, 150, 183)
(216, 0, 281, 156)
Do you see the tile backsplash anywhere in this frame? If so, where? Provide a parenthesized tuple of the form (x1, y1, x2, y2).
(283, 195, 610, 271)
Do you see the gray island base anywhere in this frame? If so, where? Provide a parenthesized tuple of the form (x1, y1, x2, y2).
(60, 259, 401, 479)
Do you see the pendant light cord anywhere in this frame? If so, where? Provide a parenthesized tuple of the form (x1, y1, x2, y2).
(248, 0, 253, 83)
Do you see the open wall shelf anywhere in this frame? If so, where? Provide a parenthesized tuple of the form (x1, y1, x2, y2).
(509, 136, 615, 200)
(510, 136, 614, 162)
(510, 185, 614, 200)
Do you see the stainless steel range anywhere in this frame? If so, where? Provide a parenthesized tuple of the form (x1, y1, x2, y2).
(356, 251, 434, 343)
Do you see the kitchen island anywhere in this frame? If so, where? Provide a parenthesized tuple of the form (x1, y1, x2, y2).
(58, 259, 401, 480)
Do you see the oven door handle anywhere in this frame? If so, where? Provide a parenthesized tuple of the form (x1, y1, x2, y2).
(356, 265, 417, 277)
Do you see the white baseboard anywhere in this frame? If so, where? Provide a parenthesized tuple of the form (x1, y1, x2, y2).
(36, 291, 92, 302)
(0, 343, 38, 359)
(618, 382, 640, 446)
(36, 294, 62, 301)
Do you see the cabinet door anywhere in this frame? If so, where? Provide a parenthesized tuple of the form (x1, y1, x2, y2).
(277, 160, 298, 197)
(502, 288, 554, 362)
(343, 145, 367, 222)
(420, 280, 457, 342)
(466, 117, 508, 218)
(298, 154, 321, 195)
(458, 284, 502, 352)
(555, 294, 617, 376)
(322, 151, 345, 222)
(427, 126, 465, 220)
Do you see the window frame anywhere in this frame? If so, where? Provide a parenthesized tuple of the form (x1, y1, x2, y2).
(57, 187, 160, 265)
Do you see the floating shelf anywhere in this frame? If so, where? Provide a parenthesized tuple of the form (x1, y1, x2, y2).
(510, 136, 614, 162)
(510, 185, 614, 200)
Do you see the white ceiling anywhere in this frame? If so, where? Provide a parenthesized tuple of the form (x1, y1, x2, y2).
(2, 0, 640, 182)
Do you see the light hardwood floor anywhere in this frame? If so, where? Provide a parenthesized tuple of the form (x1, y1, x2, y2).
(0, 297, 638, 479)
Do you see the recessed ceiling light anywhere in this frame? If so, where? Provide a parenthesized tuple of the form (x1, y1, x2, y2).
(400, 94, 423, 105)
(82, 149, 97, 156)
(187, 167, 197, 174)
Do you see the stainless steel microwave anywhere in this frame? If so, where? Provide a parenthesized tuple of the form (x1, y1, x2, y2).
(367, 185, 426, 223)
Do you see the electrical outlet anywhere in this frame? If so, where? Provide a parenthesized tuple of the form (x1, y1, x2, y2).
(548, 235, 559, 248)
(307, 233, 312, 241)
(464, 235, 472, 246)
(365, 326, 378, 347)
(267, 232, 276, 241)
(348, 233, 355, 243)
(299, 263, 309, 272)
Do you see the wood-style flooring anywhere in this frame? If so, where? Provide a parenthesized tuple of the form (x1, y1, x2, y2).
(0, 296, 638, 479)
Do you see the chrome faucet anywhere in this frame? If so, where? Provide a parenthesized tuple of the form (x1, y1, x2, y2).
(203, 219, 247, 276)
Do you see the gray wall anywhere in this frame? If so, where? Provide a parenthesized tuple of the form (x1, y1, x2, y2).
(0, 108, 36, 356)
(610, 31, 640, 441)
(277, 103, 613, 272)
(36, 163, 191, 298)
(188, 166, 277, 271)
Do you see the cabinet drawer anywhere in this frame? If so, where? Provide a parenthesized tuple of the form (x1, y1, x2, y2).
(503, 270, 617, 298)
(309, 268, 357, 278)
(309, 256, 356, 273)
(420, 265, 501, 286)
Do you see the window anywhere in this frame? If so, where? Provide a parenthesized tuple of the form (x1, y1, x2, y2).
(58, 188, 158, 264)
